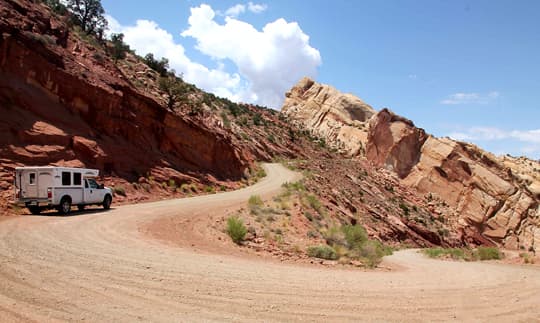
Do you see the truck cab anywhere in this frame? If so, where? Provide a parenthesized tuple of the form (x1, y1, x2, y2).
(15, 167, 113, 215)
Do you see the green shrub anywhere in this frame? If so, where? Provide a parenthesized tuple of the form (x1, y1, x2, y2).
(304, 211, 314, 222)
(307, 245, 338, 260)
(305, 194, 323, 214)
(282, 181, 305, 193)
(253, 113, 263, 126)
(423, 247, 465, 260)
(475, 247, 501, 260)
(248, 195, 264, 213)
(221, 111, 231, 128)
(113, 186, 126, 197)
(256, 167, 267, 178)
(323, 226, 346, 247)
(226, 216, 247, 244)
(356, 240, 392, 268)
(399, 203, 410, 216)
(342, 225, 368, 249)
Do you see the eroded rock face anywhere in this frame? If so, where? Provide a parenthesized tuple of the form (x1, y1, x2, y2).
(366, 109, 428, 178)
(367, 109, 539, 250)
(281, 77, 375, 156)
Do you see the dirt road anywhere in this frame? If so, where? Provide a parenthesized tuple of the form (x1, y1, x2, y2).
(0, 164, 539, 322)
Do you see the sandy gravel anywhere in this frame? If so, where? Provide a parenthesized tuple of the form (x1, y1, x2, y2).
(0, 164, 539, 322)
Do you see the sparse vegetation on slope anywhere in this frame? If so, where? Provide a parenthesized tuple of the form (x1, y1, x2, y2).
(423, 247, 502, 261)
(222, 177, 393, 268)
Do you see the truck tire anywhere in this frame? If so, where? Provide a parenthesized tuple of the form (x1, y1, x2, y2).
(103, 195, 112, 210)
(58, 196, 71, 215)
(28, 206, 41, 215)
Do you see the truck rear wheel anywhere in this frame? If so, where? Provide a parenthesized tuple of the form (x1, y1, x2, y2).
(58, 197, 71, 215)
(28, 206, 41, 215)
(103, 195, 112, 210)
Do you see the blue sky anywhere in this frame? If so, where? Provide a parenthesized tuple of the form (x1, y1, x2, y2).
(102, 0, 540, 159)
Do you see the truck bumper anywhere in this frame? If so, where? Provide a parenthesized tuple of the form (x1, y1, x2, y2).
(16, 199, 52, 207)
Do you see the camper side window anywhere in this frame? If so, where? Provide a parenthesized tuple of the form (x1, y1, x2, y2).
(73, 173, 82, 185)
(29, 173, 36, 185)
(62, 172, 71, 186)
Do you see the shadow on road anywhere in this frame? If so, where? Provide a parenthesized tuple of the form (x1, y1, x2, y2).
(25, 207, 114, 217)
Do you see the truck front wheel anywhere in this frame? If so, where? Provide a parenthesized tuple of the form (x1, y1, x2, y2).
(103, 195, 112, 210)
(58, 197, 71, 215)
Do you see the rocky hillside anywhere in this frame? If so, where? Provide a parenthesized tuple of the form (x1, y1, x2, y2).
(0, 0, 323, 214)
(283, 78, 540, 251)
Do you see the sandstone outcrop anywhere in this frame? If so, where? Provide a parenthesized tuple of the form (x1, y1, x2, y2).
(283, 78, 539, 250)
(281, 77, 375, 156)
(367, 109, 539, 250)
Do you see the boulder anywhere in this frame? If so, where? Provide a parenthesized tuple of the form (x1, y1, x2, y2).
(366, 108, 428, 178)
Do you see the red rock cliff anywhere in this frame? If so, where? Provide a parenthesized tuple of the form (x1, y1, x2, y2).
(0, 0, 251, 182)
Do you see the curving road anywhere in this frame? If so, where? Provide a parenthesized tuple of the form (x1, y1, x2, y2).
(0, 164, 539, 322)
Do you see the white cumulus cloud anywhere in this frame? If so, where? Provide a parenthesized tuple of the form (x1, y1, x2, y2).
(448, 127, 540, 158)
(224, 4, 245, 17)
(449, 127, 540, 144)
(105, 3, 320, 108)
(182, 4, 321, 108)
(247, 2, 268, 13)
(106, 15, 243, 101)
(440, 91, 500, 105)
(224, 2, 267, 17)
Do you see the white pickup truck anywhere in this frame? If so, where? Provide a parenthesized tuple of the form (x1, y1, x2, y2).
(14, 166, 113, 215)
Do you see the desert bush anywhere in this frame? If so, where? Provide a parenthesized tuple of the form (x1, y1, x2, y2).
(519, 252, 535, 264)
(423, 247, 502, 261)
(423, 248, 465, 260)
(221, 111, 231, 128)
(92, 52, 105, 64)
(255, 167, 267, 179)
(253, 113, 263, 126)
(355, 240, 392, 268)
(305, 194, 323, 214)
(307, 245, 338, 260)
(399, 202, 410, 216)
(282, 181, 305, 193)
(474, 247, 501, 260)
(144, 53, 169, 76)
(226, 216, 247, 244)
(113, 186, 126, 197)
(323, 226, 346, 247)
(342, 224, 368, 249)
(248, 195, 263, 213)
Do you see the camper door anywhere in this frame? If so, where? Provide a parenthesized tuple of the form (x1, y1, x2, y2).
(20, 169, 38, 198)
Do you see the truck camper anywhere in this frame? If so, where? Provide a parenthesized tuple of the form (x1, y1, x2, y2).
(14, 166, 113, 215)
